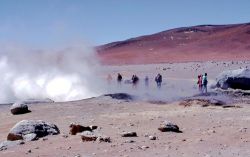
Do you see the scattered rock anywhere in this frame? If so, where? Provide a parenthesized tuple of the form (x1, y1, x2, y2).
(239, 127, 247, 133)
(27, 149, 32, 153)
(7, 120, 60, 141)
(10, 102, 31, 115)
(97, 136, 111, 143)
(80, 131, 97, 142)
(124, 140, 135, 143)
(69, 123, 97, 135)
(139, 145, 149, 150)
(158, 121, 182, 133)
(149, 135, 156, 140)
(67, 146, 71, 150)
(81, 131, 110, 143)
(62, 134, 69, 138)
(121, 131, 137, 137)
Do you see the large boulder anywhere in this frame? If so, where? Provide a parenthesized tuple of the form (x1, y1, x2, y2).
(10, 102, 30, 115)
(216, 68, 250, 90)
(7, 120, 60, 141)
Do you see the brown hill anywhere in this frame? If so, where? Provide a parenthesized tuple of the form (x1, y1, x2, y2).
(97, 23, 250, 65)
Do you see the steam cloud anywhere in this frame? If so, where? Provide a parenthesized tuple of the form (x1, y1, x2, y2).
(0, 44, 104, 103)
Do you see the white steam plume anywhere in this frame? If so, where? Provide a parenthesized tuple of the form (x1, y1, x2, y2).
(0, 44, 104, 103)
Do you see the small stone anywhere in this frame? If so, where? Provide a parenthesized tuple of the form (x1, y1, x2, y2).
(139, 146, 149, 150)
(42, 137, 48, 141)
(97, 136, 111, 143)
(129, 123, 135, 126)
(125, 140, 135, 143)
(62, 134, 68, 138)
(149, 136, 156, 140)
(121, 132, 137, 137)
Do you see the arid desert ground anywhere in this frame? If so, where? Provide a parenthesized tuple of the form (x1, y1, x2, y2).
(1, 61, 250, 157)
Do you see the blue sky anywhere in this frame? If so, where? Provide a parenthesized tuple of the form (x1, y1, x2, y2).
(0, 0, 249, 48)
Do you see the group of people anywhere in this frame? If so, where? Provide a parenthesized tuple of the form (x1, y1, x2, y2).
(107, 72, 208, 93)
(106, 73, 163, 89)
(197, 73, 208, 93)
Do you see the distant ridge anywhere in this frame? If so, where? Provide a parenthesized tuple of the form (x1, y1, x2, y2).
(97, 22, 250, 65)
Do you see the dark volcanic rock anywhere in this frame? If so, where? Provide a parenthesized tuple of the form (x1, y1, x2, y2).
(121, 131, 137, 137)
(10, 102, 31, 115)
(7, 120, 60, 141)
(104, 93, 134, 100)
(158, 121, 182, 133)
(216, 69, 250, 90)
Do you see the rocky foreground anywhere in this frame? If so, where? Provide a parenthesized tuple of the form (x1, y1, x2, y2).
(0, 94, 250, 157)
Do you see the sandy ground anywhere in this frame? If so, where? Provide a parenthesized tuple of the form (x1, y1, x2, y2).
(1, 61, 250, 157)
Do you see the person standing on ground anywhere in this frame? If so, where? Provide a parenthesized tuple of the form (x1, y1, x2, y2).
(197, 74, 203, 92)
(132, 74, 139, 89)
(144, 76, 149, 88)
(117, 73, 122, 86)
(155, 73, 162, 89)
(202, 73, 208, 94)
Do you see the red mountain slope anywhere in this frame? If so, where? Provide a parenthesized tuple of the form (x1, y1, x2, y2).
(97, 23, 250, 65)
